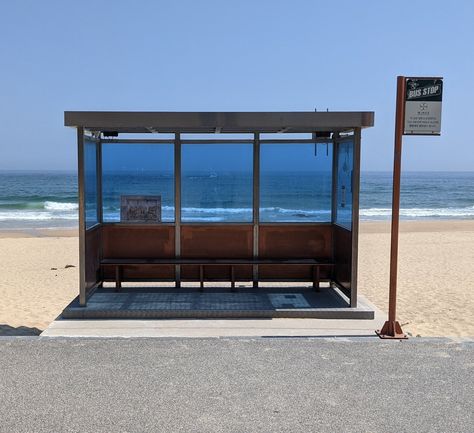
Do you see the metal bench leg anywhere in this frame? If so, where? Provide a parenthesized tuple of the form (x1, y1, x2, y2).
(115, 266, 122, 292)
(175, 265, 181, 288)
(231, 266, 236, 292)
(313, 266, 320, 292)
(98, 268, 103, 288)
(199, 265, 204, 291)
(253, 264, 258, 289)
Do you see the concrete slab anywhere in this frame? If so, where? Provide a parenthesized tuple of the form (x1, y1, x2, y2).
(42, 295, 384, 338)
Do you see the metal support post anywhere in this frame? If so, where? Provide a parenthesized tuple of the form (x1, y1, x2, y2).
(377, 76, 408, 339)
(77, 127, 87, 306)
(253, 133, 260, 288)
(175, 133, 182, 288)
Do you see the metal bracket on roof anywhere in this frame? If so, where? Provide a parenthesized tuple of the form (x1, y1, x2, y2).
(102, 131, 119, 137)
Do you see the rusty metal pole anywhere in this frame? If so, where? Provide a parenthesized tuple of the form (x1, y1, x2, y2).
(376, 76, 408, 339)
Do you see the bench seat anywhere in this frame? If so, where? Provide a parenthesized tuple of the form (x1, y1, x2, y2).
(101, 258, 334, 291)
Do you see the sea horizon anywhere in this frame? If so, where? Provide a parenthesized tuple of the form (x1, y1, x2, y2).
(1, 170, 473, 229)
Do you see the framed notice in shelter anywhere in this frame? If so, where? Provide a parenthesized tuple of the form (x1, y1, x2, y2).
(120, 195, 162, 223)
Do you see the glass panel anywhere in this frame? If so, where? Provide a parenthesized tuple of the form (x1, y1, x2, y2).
(335, 139, 354, 229)
(84, 139, 98, 228)
(102, 144, 174, 222)
(260, 143, 332, 222)
(181, 144, 253, 222)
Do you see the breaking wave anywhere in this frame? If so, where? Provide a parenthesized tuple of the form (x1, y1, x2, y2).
(0, 201, 78, 221)
(360, 206, 474, 219)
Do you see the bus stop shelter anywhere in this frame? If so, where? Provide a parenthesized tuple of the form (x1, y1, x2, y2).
(63, 111, 375, 319)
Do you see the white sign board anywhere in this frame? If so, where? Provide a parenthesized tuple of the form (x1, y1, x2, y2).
(120, 195, 161, 223)
(404, 77, 443, 135)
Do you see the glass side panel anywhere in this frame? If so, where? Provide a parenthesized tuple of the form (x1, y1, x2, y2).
(181, 144, 253, 222)
(84, 139, 98, 228)
(260, 143, 332, 222)
(335, 139, 354, 229)
(102, 144, 174, 222)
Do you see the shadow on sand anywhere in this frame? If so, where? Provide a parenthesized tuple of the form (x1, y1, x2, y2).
(0, 324, 42, 336)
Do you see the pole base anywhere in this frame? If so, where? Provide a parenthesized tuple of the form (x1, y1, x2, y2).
(376, 320, 408, 339)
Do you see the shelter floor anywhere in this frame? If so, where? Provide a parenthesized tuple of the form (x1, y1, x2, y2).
(61, 285, 374, 320)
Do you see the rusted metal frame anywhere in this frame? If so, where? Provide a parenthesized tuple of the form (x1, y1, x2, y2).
(181, 139, 253, 144)
(103, 277, 175, 283)
(81, 137, 101, 297)
(174, 133, 181, 288)
(330, 136, 339, 288)
(77, 127, 87, 306)
(377, 76, 408, 339)
(101, 222, 176, 227)
(104, 262, 333, 286)
(388, 79, 405, 324)
(178, 222, 252, 226)
(101, 259, 335, 265)
(179, 221, 334, 227)
(115, 266, 122, 291)
(199, 265, 204, 291)
(95, 140, 103, 222)
(96, 138, 104, 288)
(350, 128, 361, 308)
(101, 139, 175, 144)
(259, 138, 335, 144)
(253, 133, 260, 288)
(230, 266, 236, 291)
(312, 266, 320, 292)
(99, 138, 335, 145)
(180, 221, 333, 226)
(180, 215, 252, 225)
(260, 222, 332, 226)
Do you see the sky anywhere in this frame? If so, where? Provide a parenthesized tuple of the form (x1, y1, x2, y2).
(0, 0, 473, 172)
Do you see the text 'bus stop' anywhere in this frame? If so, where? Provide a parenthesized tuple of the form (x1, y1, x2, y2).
(63, 111, 375, 319)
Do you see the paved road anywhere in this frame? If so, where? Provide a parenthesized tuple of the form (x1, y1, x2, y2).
(0, 337, 472, 433)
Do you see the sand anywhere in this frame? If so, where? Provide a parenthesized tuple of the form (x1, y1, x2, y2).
(0, 221, 473, 337)
(358, 220, 474, 338)
(0, 231, 79, 335)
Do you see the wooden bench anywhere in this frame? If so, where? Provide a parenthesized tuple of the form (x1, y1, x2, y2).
(101, 258, 334, 291)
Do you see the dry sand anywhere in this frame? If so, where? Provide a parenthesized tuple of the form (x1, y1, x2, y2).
(358, 220, 474, 338)
(0, 221, 473, 337)
(0, 230, 79, 335)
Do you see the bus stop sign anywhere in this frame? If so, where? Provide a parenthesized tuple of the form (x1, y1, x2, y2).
(404, 77, 443, 135)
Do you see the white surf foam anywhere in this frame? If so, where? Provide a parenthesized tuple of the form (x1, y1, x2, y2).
(0, 211, 78, 221)
(44, 201, 78, 211)
(360, 206, 474, 218)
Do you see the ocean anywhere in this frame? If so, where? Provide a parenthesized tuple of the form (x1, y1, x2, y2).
(0, 171, 473, 229)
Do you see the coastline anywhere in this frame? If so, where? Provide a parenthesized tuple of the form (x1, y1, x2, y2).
(0, 220, 473, 337)
(0, 228, 78, 238)
(2, 219, 474, 238)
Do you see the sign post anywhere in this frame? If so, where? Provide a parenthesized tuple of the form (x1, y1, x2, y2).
(376, 76, 443, 339)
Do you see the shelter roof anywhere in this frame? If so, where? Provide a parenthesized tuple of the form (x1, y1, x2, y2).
(64, 111, 374, 134)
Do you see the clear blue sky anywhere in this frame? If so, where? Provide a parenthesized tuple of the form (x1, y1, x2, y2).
(1, 0, 473, 171)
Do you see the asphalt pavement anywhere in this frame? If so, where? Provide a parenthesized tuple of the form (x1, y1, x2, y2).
(0, 337, 472, 433)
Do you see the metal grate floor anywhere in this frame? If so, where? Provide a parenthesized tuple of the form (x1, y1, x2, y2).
(62, 287, 374, 319)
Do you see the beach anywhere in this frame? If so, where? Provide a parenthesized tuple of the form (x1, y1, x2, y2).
(0, 220, 473, 337)
(358, 220, 474, 337)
